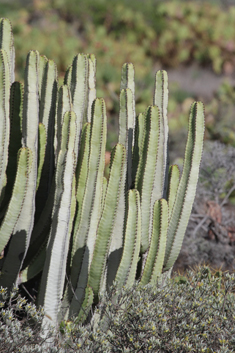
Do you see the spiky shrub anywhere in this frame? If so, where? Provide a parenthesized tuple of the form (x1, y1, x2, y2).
(0, 17, 204, 336)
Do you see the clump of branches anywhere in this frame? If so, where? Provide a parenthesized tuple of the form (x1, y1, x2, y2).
(0, 286, 65, 352)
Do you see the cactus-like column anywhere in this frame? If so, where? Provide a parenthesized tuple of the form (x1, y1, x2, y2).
(38, 111, 77, 327)
(0, 148, 32, 259)
(119, 63, 135, 190)
(0, 51, 39, 289)
(0, 18, 15, 83)
(86, 54, 96, 123)
(153, 70, 169, 200)
(140, 199, 168, 285)
(0, 49, 10, 204)
(135, 105, 160, 253)
(163, 102, 204, 272)
(88, 143, 126, 302)
(2, 82, 23, 210)
(35, 58, 57, 219)
(67, 98, 107, 317)
(115, 189, 141, 288)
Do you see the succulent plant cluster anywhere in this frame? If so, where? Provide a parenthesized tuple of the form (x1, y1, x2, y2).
(0, 16, 204, 342)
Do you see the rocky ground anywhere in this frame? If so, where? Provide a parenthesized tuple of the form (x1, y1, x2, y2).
(173, 140, 235, 275)
(167, 63, 235, 101)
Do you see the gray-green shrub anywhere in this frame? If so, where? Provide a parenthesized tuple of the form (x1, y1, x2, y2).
(2, 266, 234, 352)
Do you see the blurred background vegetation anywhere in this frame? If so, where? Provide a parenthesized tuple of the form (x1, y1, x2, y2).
(1, 0, 235, 158)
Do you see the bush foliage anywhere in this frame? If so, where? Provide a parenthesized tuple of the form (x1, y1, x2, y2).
(1, 266, 235, 352)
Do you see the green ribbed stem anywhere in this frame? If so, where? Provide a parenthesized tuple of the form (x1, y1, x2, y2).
(115, 189, 141, 289)
(164, 102, 204, 271)
(88, 143, 126, 301)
